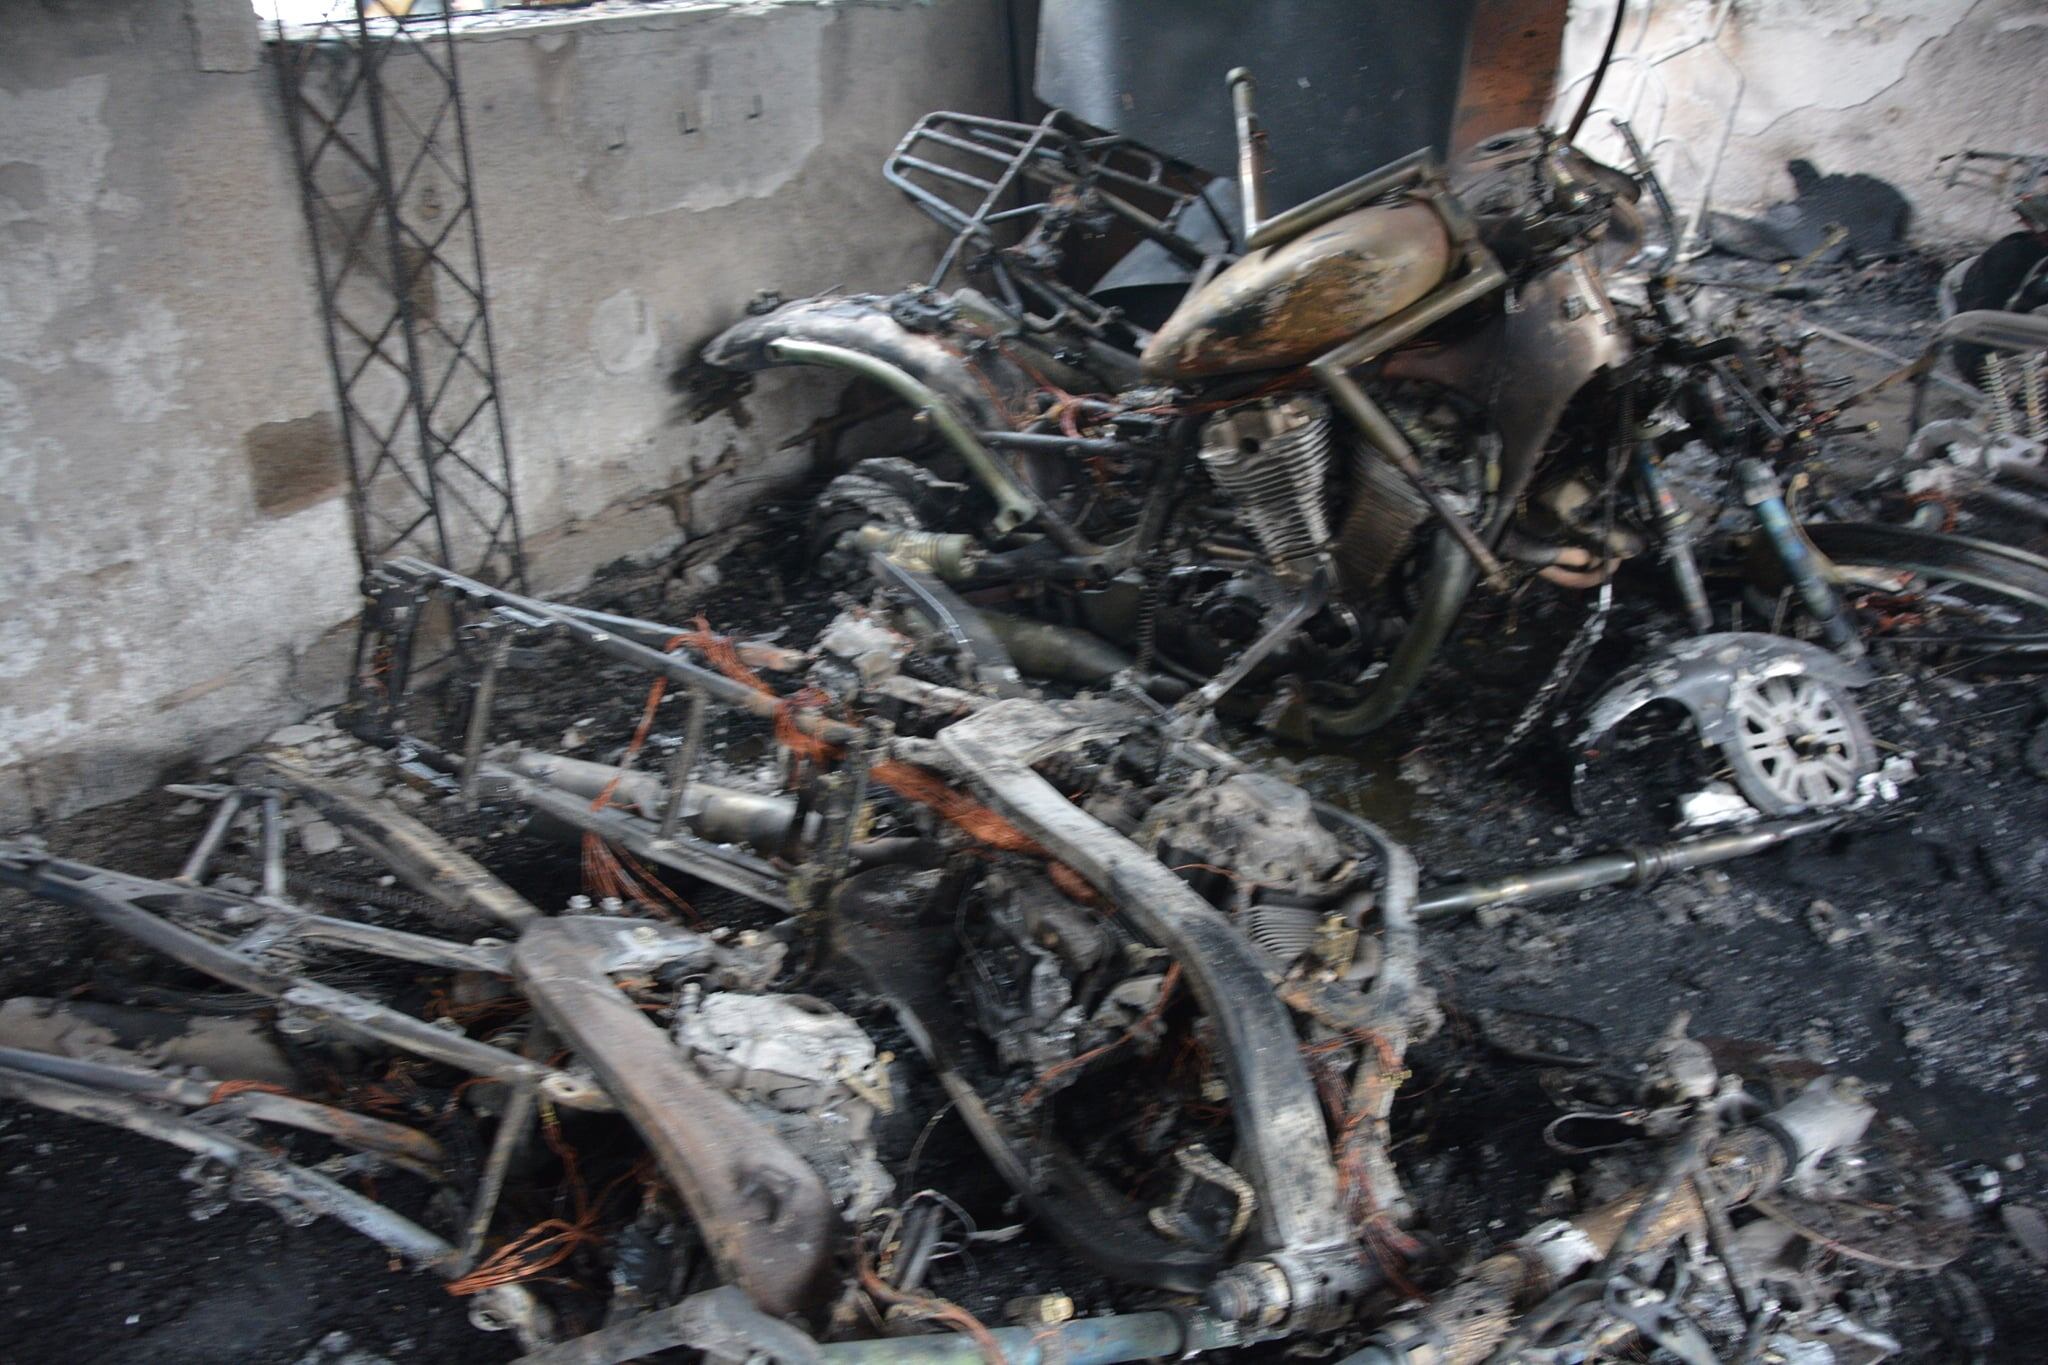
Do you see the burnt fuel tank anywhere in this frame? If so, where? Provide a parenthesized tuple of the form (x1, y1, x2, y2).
(1139, 202, 1452, 382)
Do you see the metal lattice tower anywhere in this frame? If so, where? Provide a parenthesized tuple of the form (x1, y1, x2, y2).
(272, 3, 526, 590)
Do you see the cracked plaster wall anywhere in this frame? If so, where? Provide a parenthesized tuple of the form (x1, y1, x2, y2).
(1560, 0, 2047, 243)
(0, 0, 1014, 827)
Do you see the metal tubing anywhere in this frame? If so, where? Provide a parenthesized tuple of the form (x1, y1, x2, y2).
(0, 847, 607, 1110)
(1972, 480, 2048, 524)
(1248, 148, 1433, 253)
(484, 763, 790, 910)
(1176, 573, 1325, 717)
(977, 612, 1135, 684)
(178, 790, 245, 885)
(261, 754, 540, 929)
(1801, 521, 2048, 612)
(535, 601, 802, 673)
(1803, 316, 1987, 412)
(0, 1046, 444, 1168)
(460, 1022, 552, 1271)
(894, 151, 1000, 193)
(659, 687, 706, 840)
(462, 1077, 537, 1269)
(1311, 261, 1513, 587)
(260, 791, 288, 899)
(287, 973, 606, 1107)
(906, 112, 1060, 285)
(1636, 444, 1714, 632)
(5, 1047, 553, 1340)
(1316, 257, 1509, 375)
(872, 554, 1030, 698)
(0, 1044, 228, 1107)
(1016, 167, 1215, 270)
(56, 835, 507, 976)
(278, 913, 511, 974)
(206, 1091, 447, 1169)
(1415, 815, 1840, 921)
(380, 559, 859, 746)
(850, 525, 984, 583)
(460, 628, 515, 809)
(978, 429, 1128, 456)
(1612, 116, 1679, 265)
(1935, 308, 2048, 355)
(894, 1203, 943, 1292)
(0, 1066, 454, 1267)
(505, 750, 814, 853)
(1227, 67, 1269, 243)
(763, 337, 1039, 536)
(1309, 531, 1480, 737)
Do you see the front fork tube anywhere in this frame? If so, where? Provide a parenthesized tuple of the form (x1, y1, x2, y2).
(1737, 458, 1866, 657)
(1634, 442, 1715, 634)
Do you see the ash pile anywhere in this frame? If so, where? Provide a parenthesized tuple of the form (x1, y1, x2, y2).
(8, 67, 2048, 1365)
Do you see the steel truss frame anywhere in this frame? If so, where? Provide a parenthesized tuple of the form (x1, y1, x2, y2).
(272, 3, 525, 590)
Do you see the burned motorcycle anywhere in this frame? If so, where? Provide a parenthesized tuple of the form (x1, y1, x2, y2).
(704, 74, 1661, 741)
(0, 560, 1926, 1363)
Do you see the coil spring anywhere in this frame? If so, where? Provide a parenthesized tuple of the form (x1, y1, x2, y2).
(1984, 354, 2017, 438)
(1243, 902, 1323, 963)
(2023, 352, 2045, 441)
(1197, 397, 1335, 579)
(1134, 551, 1165, 672)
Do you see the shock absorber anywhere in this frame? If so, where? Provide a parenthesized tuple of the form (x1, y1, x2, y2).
(1635, 442, 1713, 633)
(2022, 351, 2045, 442)
(1983, 353, 2017, 438)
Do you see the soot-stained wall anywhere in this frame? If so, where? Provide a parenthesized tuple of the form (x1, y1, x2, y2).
(1556, 0, 2047, 244)
(0, 0, 1014, 827)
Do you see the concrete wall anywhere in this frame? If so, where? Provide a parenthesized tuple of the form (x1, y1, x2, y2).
(1557, 0, 2047, 244)
(455, 1, 1012, 584)
(0, 0, 1015, 828)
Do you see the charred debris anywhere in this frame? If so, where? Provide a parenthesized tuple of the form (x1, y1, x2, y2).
(7, 67, 2048, 1365)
